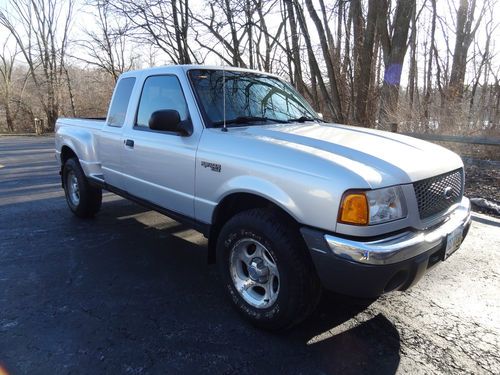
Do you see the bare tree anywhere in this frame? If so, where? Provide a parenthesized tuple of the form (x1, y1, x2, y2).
(0, 40, 18, 132)
(0, 0, 498, 137)
(192, 0, 248, 67)
(252, 0, 285, 73)
(77, 0, 137, 82)
(111, 0, 196, 65)
(0, 0, 75, 131)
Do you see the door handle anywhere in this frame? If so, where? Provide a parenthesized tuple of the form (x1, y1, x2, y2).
(124, 139, 134, 148)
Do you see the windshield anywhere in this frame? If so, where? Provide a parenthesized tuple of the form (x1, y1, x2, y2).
(188, 69, 319, 127)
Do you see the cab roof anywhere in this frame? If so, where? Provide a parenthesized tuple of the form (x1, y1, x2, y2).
(119, 64, 281, 80)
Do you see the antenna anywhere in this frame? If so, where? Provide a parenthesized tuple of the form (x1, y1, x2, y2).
(221, 44, 227, 132)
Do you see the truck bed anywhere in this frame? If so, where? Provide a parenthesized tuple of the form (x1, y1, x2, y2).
(56, 118, 105, 130)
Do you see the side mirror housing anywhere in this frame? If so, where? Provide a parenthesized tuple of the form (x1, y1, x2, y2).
(148, 110, 193, 136)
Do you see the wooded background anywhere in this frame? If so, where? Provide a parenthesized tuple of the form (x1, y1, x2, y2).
(0, 0, 498, 137)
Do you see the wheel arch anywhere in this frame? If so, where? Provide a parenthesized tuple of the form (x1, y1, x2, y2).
(61, 145, 78, 165)
(207, 191, 301, 263)
(59, 145, 78, 187)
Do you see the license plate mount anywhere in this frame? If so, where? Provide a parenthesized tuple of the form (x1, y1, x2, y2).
(444, 226, 463, 260)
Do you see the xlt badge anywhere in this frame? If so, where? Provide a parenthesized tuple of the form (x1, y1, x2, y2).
(201, 161, 221, 173)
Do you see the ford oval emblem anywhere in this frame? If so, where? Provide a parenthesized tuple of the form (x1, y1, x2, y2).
(443, 186, 453, 199)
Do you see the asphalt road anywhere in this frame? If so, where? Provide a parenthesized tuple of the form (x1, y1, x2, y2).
(1, 136, 499, 375)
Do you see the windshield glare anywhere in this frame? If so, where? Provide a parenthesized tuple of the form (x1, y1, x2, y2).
(188, 69, 318, 127)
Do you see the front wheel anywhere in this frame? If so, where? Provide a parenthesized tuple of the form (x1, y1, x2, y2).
(63, 158, 102, 218)
(216, 208, 321, 330)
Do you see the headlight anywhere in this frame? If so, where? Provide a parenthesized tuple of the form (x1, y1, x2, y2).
(365, 186, 406, 224)
(339, 187, 406, 225)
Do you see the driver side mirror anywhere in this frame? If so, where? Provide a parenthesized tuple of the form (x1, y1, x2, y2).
(148, 110, 192, 136)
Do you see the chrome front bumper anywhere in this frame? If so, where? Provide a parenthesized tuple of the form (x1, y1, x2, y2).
(323, 197, 471, 265)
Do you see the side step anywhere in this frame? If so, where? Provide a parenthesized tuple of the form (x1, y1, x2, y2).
(88, 174, 105, 185)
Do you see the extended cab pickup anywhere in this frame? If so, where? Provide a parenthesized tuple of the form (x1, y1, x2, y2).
(56, 65, 471, 329)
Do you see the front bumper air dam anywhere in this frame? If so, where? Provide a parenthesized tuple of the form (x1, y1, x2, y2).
(301, 197, 472, 298)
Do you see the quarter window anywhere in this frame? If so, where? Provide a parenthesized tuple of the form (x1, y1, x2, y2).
(107, 77, 136, 127)
(136, 75, 189, 128)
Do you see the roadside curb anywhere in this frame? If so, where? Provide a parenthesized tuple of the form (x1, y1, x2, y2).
(0, 133, 54, 137)
(470, 197, 500, 218)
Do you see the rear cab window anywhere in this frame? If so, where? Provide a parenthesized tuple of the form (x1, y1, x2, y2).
(107, 77, 136, 127)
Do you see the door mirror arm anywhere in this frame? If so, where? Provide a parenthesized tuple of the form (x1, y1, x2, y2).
(178, 119, 193, 136)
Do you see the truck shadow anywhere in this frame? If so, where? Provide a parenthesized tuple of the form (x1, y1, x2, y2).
(284, 293, 400, 374)
(91, 199, 401, 374)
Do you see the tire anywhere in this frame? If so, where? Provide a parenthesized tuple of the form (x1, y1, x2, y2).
(216, 208, 321, 330)
(62, 157, 102, 218)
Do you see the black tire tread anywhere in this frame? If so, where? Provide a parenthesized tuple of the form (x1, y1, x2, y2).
(217, 208, 321, 330)
(63, 158, 102, 218)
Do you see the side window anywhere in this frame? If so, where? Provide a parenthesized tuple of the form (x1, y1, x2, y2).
(107, 77, 136, 127)
(136, 75, 189, 128)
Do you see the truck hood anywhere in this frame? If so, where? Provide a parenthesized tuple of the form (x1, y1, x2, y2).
(233, 123, 463, 188)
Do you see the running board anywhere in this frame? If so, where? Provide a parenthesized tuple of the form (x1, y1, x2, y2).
(89, 174, 105, 183)
(86, 176, 210, 237)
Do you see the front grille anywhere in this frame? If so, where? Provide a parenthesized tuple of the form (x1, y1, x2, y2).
(413, 168, 463, 220)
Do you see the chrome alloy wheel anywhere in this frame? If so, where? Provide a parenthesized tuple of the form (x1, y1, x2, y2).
(229, 238, 280, 309)
(66, 170, 80, 206)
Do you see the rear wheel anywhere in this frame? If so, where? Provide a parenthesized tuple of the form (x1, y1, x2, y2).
(63, 158, 102, 218)
(217, 208, 321, 330)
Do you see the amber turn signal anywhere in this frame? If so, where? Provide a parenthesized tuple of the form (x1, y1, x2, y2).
(339, 192, 369, 225)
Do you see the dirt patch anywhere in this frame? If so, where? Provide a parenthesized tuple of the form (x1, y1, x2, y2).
(464, 158, 500, 217)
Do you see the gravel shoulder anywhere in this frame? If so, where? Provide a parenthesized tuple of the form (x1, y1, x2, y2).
(464, 158, 500, 217)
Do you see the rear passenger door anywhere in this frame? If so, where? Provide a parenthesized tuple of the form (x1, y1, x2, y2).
(99, 76, 136, 189)
(120, 74, 201, 218)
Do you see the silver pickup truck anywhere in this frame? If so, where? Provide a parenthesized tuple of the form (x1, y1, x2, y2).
(55, 65, 471, 330)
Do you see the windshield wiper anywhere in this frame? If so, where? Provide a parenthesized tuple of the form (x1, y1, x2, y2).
(287, 116, 319, 123)
(212, 116, 288, 127)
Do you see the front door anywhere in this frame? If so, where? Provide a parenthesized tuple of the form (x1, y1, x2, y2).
(120, 74, 200, 218)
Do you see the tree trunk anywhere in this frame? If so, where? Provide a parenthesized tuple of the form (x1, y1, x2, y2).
(379, 0, 415, 132)
(336, 0, 343, 64)
(448, 0, 473, 98)
(224, 0, 242, 67)
(351, 0, 364, 85)
(246, 0, 254, 69)
(293, 0, 334, 116)
(423, 0, 437, 128)
(4, 100, 14, 132)
(65, 66, 77, 117)
(304, 0, 344, 122)
(284, 0, 304, 96)
(407, 3, 417, 111)
(172, 0, 190, 64)
(354, 0, 380, 127)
